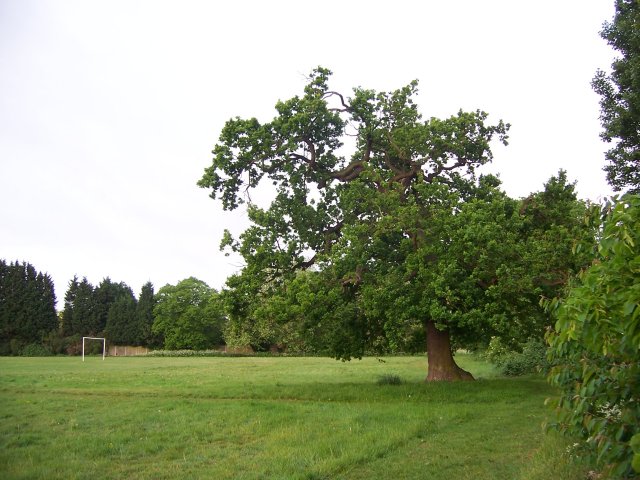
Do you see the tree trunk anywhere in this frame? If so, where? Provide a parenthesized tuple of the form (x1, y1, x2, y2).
(425, 320, 474, 381)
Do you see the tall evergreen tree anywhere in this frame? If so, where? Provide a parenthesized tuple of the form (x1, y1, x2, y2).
(105, 293, 138, 345)
(34, 272, 58, 337)
(0, 260, 14, 351)
(12, 262, 36, 342)
(137, 281, 157, 346)
(92, 278, 119, 334)
(14, 262, 36, 342)
(0, 260, 58, 352)
(0, 260, 10, 345)
(592, 0, 640, 193)
(61, 276, 79, 336)
(71, 277, 96, 336)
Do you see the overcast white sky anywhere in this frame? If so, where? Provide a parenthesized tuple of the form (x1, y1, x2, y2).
(0, 0, 617, 305)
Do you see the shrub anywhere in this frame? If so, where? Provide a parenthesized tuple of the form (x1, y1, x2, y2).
(546, 195, 640, 478)
(486, 337, 549, 376)
(20, 343, 51, 357)
(485, 336, 512, 365)
(44, 331, 68, 355)
(501, 339, 550, 376)
(59, 335, 78, 355)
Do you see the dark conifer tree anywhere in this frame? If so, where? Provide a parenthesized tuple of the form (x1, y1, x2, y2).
(13, 262, 34, 342)
(592, 0, 640, 193)
(34, 272, 57, 337)
(72, 277, 96, 336)
(0, 260, 12, 351)
(0, 260, 58, 352)
(6, 262, 25, 348)
(105, 293, 137, 345)
(62, 276, 79, 336)
(93, 277, 119, 334)
(136, 281, 157, 346)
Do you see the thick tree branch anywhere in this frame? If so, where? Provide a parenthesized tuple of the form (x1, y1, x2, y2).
(391, 164, 420, 187)
(476, 278, 498, 289)
(330, 161, 364, 181)
(289, 152, 311, 163)
(535, 271, 570, 287)
(329, 136, 372, 182)
(423, 157, 467, 183)
(341, 265, 364, 289)
(305, 139, 317, 168)
(324, 91, 352, 112)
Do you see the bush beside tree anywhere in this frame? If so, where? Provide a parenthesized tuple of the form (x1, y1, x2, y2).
(546, 195, 640, 478)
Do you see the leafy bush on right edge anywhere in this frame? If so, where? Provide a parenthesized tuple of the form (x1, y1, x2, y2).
(545, 195, 640, 479)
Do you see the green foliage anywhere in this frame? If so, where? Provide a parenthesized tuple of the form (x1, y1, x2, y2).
(94, 278, 134, 336)
(200, 69, 508, 357)
(502, 340, 549, 377)
(486, 337, 550, 376)
(0, 260, 58, 353)
(105, 293, 138, 345)
(43, 330, 64, 355)
(592, 0, 640, 193)
(229, 172, 589, 360)
(62, 276, 143, 346)
(200, 69, 590, 378)
(136, 281, 158, 347)
(546, 195, 640, 478)
(61, 276, 78, 336)
(152, 277, 225, 350)
(65, 277, 97, 336)
(632, 434, 640, 473)
(20, 343, 51, 357)
(484, 336, 511, 363)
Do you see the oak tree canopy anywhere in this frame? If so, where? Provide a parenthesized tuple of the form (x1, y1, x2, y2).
(199, 68, 586, 380)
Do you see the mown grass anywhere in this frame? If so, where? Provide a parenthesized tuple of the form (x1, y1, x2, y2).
(0, 355, 587, 479)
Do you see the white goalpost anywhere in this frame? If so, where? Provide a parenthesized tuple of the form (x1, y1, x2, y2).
(82, 337, 106, 361)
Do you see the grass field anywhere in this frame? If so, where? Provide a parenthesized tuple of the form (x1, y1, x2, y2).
(0, 354, 587, 479)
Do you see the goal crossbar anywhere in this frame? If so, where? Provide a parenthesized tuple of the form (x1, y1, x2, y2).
(82, 337, 106, 361)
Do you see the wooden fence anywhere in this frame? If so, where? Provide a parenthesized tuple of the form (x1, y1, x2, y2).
(107, 345, 149, 356)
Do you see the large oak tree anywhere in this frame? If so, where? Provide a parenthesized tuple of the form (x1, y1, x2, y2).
(199, 68, 508, 379)
(199, 69, 587, 380)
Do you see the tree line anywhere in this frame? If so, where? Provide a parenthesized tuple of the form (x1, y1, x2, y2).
(0, 260, 57, 355)
(0, 172, 589, 360)
(61, 277, 157, 350)
(0, 269, 226, 355)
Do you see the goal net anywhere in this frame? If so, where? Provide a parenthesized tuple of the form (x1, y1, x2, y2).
(82, 337, 106, 361)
